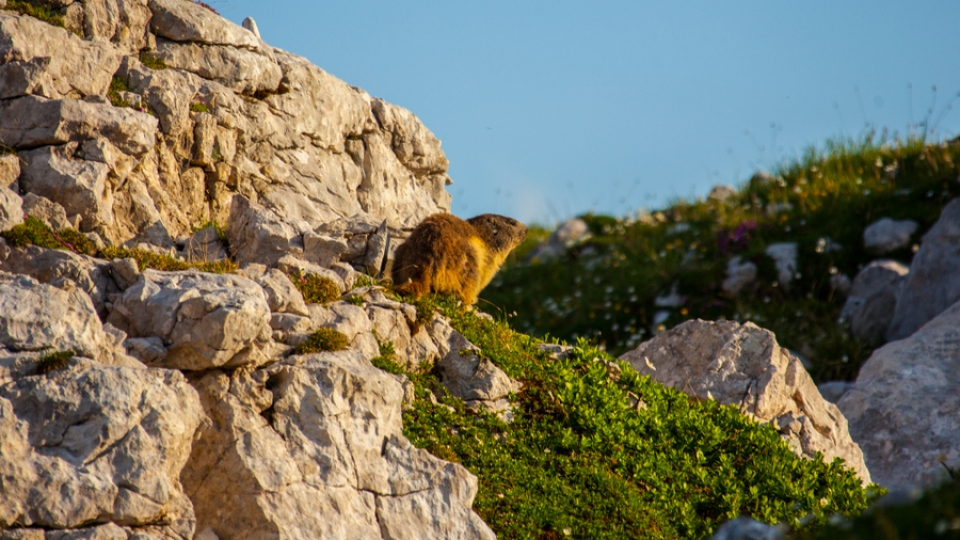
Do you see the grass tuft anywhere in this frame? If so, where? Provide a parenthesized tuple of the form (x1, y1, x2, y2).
(1, 216, 96, 255)
(35, 350, 74, 374)
(139, 51, 167, 70)
(288, 270, 340, 304)
(294, 328, 349, 354)
(3, 0, 64, 27)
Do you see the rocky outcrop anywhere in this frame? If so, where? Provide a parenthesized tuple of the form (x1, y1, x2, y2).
(0, 0, 450, 252)
(839, 259, 909, 347)
(620, 319, 871, 484)
(838, 297, 960, 491)
(863, 217, 918, 253)
(886, 199, 960, 341)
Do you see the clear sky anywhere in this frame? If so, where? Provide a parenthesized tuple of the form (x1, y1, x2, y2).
(212, 1, 960, 225)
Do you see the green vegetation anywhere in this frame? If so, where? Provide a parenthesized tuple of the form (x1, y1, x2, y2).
(288, 270, 340, 304)
(1, 216, 97, 256)
(389, 295, 875, 539)
(100, 246, 238, 274)
(139, 51, 168, 70)
(3, 0, 65, 28)
(294, 328, 349, 354)
(482, 136, 960, 382)
(190, 100, 209, 113)
(35, 350, 74, 375)
(107, 77, 133, 108)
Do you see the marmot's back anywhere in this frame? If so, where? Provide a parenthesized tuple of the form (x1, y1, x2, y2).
(391, 213, 526, 305)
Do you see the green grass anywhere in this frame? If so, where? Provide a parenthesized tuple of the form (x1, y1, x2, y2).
(482, 136, 960, 383)
(388, 295, 876, 539)
(100, 246, 238, 274)
(139, 51, 168, 70)
(294, 328, 349, 354)
(1, 216, 98, 256)
(288, 270, 340, 304)
(190, 101, 209, 113)
(3, 0, 64, 28)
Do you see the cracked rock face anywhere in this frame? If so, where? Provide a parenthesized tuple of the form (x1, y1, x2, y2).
(181, 351, 495, 540)
(620, 319, 872, 485)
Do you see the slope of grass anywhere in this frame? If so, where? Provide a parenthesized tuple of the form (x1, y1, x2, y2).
(386, 295, 875, 539)
(482, 136, 960, 382)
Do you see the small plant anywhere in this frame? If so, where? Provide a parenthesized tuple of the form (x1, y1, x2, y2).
(288, 270, 340, 304)
(107, 77, 132, 108)
(35, 350, 74, 374)
(294, 328, 349, 354)
(1, 216, 95, 255)
(139, 51, 168, 70)
(190, 99, 209, 113)
(4, 0, 65, 28)
(192, 220, 228, 244)
(347, 294, 365, 306)
(99, 246, 238, 274)
(0, 144, 15, 156)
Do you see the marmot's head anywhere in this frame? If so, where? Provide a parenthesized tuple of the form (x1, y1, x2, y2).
(467, 214, 527, 253)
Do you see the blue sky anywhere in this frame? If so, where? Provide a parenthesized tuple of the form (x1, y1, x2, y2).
(213, 1, 960, 225)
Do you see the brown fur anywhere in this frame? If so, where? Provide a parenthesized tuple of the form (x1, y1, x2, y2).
(390, 213, 527, 305)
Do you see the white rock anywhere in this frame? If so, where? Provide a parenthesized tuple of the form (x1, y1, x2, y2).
(154, 38, 282, 95)
(255, 268, 309, 316)
(0, 186, 23, 232)
(106, 269, 272, 370)
(80, 0, 152, 52)
(839, 260, 909, 346)
(764, 242, 797, 289)
(839, 297, 960, 490)
(226, 195, 304, 266)
(241, 16, 260, 38)
(863, 217, 918, 253)
(722, 256, 757, 296)
(148, 0, 264, 50)
(0, 359, 203, 537)
(620, 319, 871, 484)
(0, 153, 20, 191)
(19, 144, 113, 231)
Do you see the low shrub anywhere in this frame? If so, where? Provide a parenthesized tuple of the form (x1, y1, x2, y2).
(294, 328, 349, 354)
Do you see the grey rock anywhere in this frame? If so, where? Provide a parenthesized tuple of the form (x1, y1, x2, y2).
(722, 256, 758, 296)
(0, 358, 202, 537)
(864, 217, 918, 253)
(526, 217, 589, 262)
(887, 199, 960, 341)
(839, 260, 909, 346)
(148, 0, 265, 50)
(19, 144, 113, 232)
(817, 381, 854, 404)
(0, 12, 122, 99)
(707, 184, 737, 203)
(0, 186, 22, 232)
(80, 0, 152, 52)
(255, 268, 309, 316)
(21, 193, 75, 231)
(106, 269, 271, 370)
(838, 297, 960, 491)
(226, 195, 304, 267)
(620, 319, 871, 484)
(183, 226, 228, 263)
(303, 231, 349, 267)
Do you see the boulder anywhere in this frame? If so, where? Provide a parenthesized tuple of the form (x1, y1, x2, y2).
(106, 269, 272, 370)
(80, 0, 152, 52)
(148, 0, 264, 50)
(838, 297, 960, 490)
(19, 143, 113, 232)
(21, 193, 76, 230)
(0, 154, 20, 191)
(254, 268, 309, 316)
(181, 352, 495, 539)
(0, 96, 157, 156)
(722, 256, 757, 296)
(526, 217, 589, 262)
(153, 38, 282, 95)
(764, 242, 797, 289)
(226, 195, 304, 267)
(839, 260, 909, 346)
(863, 217, 918, 253)
(0, 12, 123, 99)
(0, 359, 202, 538)
(620, 319, 871, 484)
(887, 198, 960, 341)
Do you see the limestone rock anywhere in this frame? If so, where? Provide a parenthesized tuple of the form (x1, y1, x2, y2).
(0, 154, 20, 191)
(838, 297, 960, 490)
(181, 352, 494, 539)
(863, 217, 918, 253)
(106, 269, 271, 370)
(183, 226, 228, 263)
(887, 198, 960, 341)
(153, 38, 282, 95)
(148, 0, 264, 50)
(0, 12, 122, 99)
(0, 96, 158, 156)
(0, 358, 202, 537)
(226, 195, 303, 267)
(21, 193, 75, 231)
(19, 143, 113, 232)
(0, 186, 22, 232)
(364, 295, 438, 369)
(0, 245, 120, 318)
(0, 272, 106, 361)
(241, 16, 259, 39)
(839, 260, 909, 346)
(620, 319, 871, 484)
(526, 217, 589, 262)
(80, 0, 152, 52)
(255, 268, 309, 316)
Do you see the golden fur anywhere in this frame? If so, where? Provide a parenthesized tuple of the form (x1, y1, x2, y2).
(390, 213, 527, 305)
